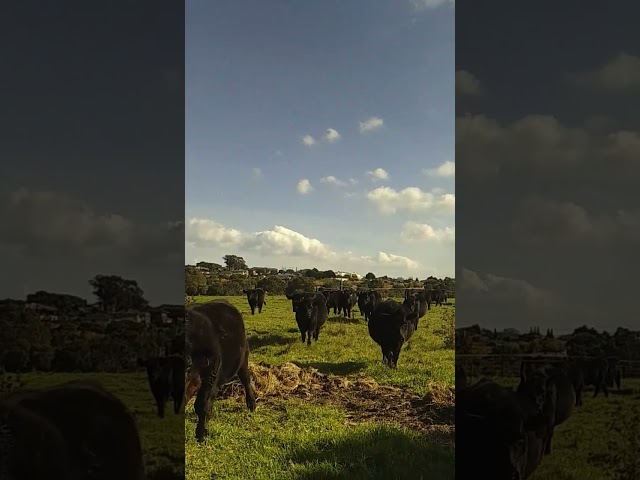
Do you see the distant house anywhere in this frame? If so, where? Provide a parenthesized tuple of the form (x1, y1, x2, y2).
(25, 302, 59, 322)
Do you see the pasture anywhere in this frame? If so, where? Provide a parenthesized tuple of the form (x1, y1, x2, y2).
(486, 375, 640, 480)
(13, 371, 184, 480)
(185, 294, 455, 480)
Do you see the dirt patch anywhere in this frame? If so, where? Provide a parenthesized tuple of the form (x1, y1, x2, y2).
(187, 362, 454, 439)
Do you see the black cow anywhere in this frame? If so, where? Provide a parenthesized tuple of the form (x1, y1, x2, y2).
(186, 300, 256, 442)
(338, 290, 357, 318)
(517, 361, 575, 455)
(368, 299, 419, 368)
(606, 362, 622, 391)
(457, 378, 548, 480)
(358, 290, 382, 322)
(326, 290, 342, 315)
(243, 288, 267, 315)
(286, 291, 318, 313)
(567, 357, 611, 406)
(294, 294, 328, 345)
(138, 353, 185, 418)
(0, 380, 146, 479)
(456, 365, 468, 390)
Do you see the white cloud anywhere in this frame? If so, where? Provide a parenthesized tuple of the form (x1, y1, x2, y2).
(458, 267, 554, 309)
(302, 135, 316, 146)
(410, 0, 454, 10)
(0, 187, 182, 263)
(455, 70, 481, 95)
(320, 176, 347, 187)
(349, 178, 358, 185)
(366, 168, 389, 181)
(423, 160, 455, 178)
(400, 221, 455, 243)
(185, 218, 421, 272)
(568, 53, 640, 92)
(185, 218, 246, 248)
(252, 167, 262, 177)
(359, 116, 384, 133)
(367, 186, 455, 215)
(296, 179, 313, 195)
(323, 128, 341, 143)
(457, 114, 640, 178)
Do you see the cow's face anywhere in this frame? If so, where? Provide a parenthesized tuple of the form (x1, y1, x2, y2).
(402, 295, 418, 313)
(299, 298, 314, 319)
(518, 370, 548, 411)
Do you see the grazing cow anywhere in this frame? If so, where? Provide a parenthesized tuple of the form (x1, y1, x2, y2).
(138, 353, 185, 418)
(368, 299, 419, 368)
(457, 378, 548, 480)
(242, 288, 267, 315)
(517, 361, 575, 455)
(294, 294, 328, 345)
(0, 380, 146, 479)
(186, 300, 256, 442)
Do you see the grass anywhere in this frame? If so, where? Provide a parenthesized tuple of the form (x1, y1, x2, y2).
(494, 376, 640, 480)
(185, 294, 455, 480)
(13, 371, 184, 479)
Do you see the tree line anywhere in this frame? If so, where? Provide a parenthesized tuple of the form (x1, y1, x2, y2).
(0, 275, 182, 373)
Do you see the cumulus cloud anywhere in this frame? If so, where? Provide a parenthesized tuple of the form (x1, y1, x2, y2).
(359, 116, 384, 133)
(423, 160, 455, 178)
(455, 70, 481, 95)
(320, 175, 347, 187)
(367, 186, 455, 215)
(296, 179, 313, 195)
(400, 222, 455, 243)
(185, 218, 421, 271)
(323, 128, 341, 143)
(410, 0, 454, 10)
(366, 168, 389, 181)
(302, 135, 316, 146)
(457, 267, 554, 310)
(510, 196, 640, 248)
(568, 53, 640, 92)
(0, 188, 183, 264)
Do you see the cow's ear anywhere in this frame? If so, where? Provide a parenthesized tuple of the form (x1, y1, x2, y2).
(137, 358, 146, 367)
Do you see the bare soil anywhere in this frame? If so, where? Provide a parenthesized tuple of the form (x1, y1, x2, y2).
(186, 362, 455, 442)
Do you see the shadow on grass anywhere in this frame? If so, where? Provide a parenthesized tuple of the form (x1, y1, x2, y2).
(327, 315, 360, 325)
(248, 334, 294, 350)
(293, 361, 368, 376)
(286, 425, 454, 480)
(147, 465, 184, 480)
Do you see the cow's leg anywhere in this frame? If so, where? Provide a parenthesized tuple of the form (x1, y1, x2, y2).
(194, 365, 215, 441)
(237, 350, 256, 412)
(258, 304, 263, 313)
(593, 383, 600, 398)
(544, 429, 554, 455)
(300, 331, 305, 343)
(155, 395, 166, 418)
(603, 383, 609, 398)
(575, 386, 583, 407)
(393, 342, 403, 369)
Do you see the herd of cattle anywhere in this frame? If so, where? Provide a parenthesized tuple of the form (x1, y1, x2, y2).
(0, 286, 452, 476)
(457, 356, 624, 479)
(179, 286, 450, 441)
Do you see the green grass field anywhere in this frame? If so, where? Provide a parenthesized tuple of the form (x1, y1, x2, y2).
(185, 294, 455, 480)
(494, 376, 640, 479)
(16, 371, 184, 479)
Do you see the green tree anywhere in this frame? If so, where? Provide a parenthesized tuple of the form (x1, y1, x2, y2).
(223, 255, 248, 271)
(256, 276, 287, 295)
(89, 275, 149, 313)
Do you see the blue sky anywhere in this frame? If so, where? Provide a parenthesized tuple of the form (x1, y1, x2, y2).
(186, 0, 455, 278)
